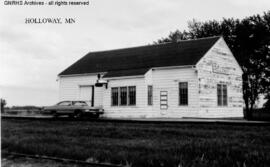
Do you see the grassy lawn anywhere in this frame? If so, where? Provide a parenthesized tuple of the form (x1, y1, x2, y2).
(2, 119, 270, 167)
(2, 156, 95, 167)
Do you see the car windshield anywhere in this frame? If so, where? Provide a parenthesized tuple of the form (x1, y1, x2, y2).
(57, 101, 71, 106)
(73, 101, 88, 106)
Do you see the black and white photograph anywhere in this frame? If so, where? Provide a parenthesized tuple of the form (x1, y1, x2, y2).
(1, 0, 270, 166)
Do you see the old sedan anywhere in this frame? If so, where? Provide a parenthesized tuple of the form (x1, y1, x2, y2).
(43, 101, 104, 118)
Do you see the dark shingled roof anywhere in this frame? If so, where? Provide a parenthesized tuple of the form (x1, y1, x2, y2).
(103, 68, 149, 78)
(59, 36, 220, 77)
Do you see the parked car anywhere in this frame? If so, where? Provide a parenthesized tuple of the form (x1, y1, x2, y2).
(43, 101, 104, 118)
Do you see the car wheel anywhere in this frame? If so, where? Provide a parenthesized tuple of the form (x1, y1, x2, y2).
(74, 110, 82, 118)
(51, 111, 58, 118)
(68, 114, 74, 118)
(92, 114, 99, 119)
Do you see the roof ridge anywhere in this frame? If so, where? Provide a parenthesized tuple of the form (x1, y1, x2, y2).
(87, 36, 221, 54)
(177, 35, 222, 42)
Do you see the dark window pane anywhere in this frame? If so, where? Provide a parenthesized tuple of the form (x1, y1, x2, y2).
(217, 84, 228, 106)
(148, 85, 153, 105)
(120, 87, 127, 105)
(58, 101, 71, 106)
(111, 87, 119, 106)
(128, 86, 136, 105)
(217, 84, 222, 106)
(222, 85, 227, 106)
(74, 101, 87, 106)
(179, 82, 188, 105)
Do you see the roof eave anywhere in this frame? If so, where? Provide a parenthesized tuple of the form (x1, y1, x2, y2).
(103, 75, 145, 80)
(58, 72, 107, 78)
(151, 65, 196, 71)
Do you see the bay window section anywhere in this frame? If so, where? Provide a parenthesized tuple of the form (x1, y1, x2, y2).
(111, 86, 136, 106)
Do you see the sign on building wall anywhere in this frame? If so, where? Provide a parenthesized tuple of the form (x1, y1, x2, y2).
(160, 91, 168, 110)
(212, 63, 229, 75)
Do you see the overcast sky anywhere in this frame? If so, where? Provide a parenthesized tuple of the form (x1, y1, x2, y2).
(0, 0, 269, 106)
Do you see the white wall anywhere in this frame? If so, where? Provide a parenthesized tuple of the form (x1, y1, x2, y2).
(59, 74, 154, 118)
(196, 37, 244, 118)
(59, 74, 104, 107)
(58, 38, 243, 118)
(102, 67, 200, 118)
(151, 68, 200, 118)
(103, 77, 157, 118)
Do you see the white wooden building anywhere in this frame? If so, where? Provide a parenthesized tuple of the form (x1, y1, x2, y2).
(58, 36, 244, 118)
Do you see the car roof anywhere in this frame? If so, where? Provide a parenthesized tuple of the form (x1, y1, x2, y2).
(59, 101, 86, 102)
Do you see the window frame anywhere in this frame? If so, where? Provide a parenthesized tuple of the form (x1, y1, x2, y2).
(111, 87, 119, 106)
(128, 86, 136, 106)
(217, 84, 228, 107)
(120, 87, 128, 106)
(148, 85, 153, 106)
(179, 82, 188, 106)
(57, 101, 71, 106)
(111, 86, 136, 106)
(73, 101, 87, 106)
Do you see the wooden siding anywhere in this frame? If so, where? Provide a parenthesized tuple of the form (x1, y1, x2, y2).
(196, 37, 244, 118)
(102, 77, 157, 118)
(59, 75, 104, 107)
(58, 37, 243, 118)
(103, 68, 200, 118)
(151, 68, 199, 118)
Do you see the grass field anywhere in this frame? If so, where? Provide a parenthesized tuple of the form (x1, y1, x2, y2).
(2, 119, 270, 167)
(2, 156, 95, 167)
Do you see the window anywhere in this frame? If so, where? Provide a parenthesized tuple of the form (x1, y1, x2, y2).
(179, 82, 188, 105)
(217, 84, 227, 106)
(120, 87, 127, 105)
(128, 86, 136, 105)
(111, 87, 119, 106)
(148, 85, 153, 105)
(57, 101, 71, 106)
(73, 101, 87, 106)
(111, 86, 136, 106)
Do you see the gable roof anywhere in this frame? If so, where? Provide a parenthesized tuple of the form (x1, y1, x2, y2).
(102, 68, 149, 78)
(59, 36, 220, 77)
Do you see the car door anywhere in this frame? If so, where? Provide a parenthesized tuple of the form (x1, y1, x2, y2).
(72, 101, 87, 111)
(56, 101, 72, 114)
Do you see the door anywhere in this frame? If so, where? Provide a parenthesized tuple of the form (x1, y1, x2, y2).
(79, 85, 93, 106)
(94, 86, 103, 107)
(160, 91, 168, 115)
(56, 101, 73, 114)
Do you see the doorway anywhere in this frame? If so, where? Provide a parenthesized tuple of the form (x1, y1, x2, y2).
(79, 85, 94, 106)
